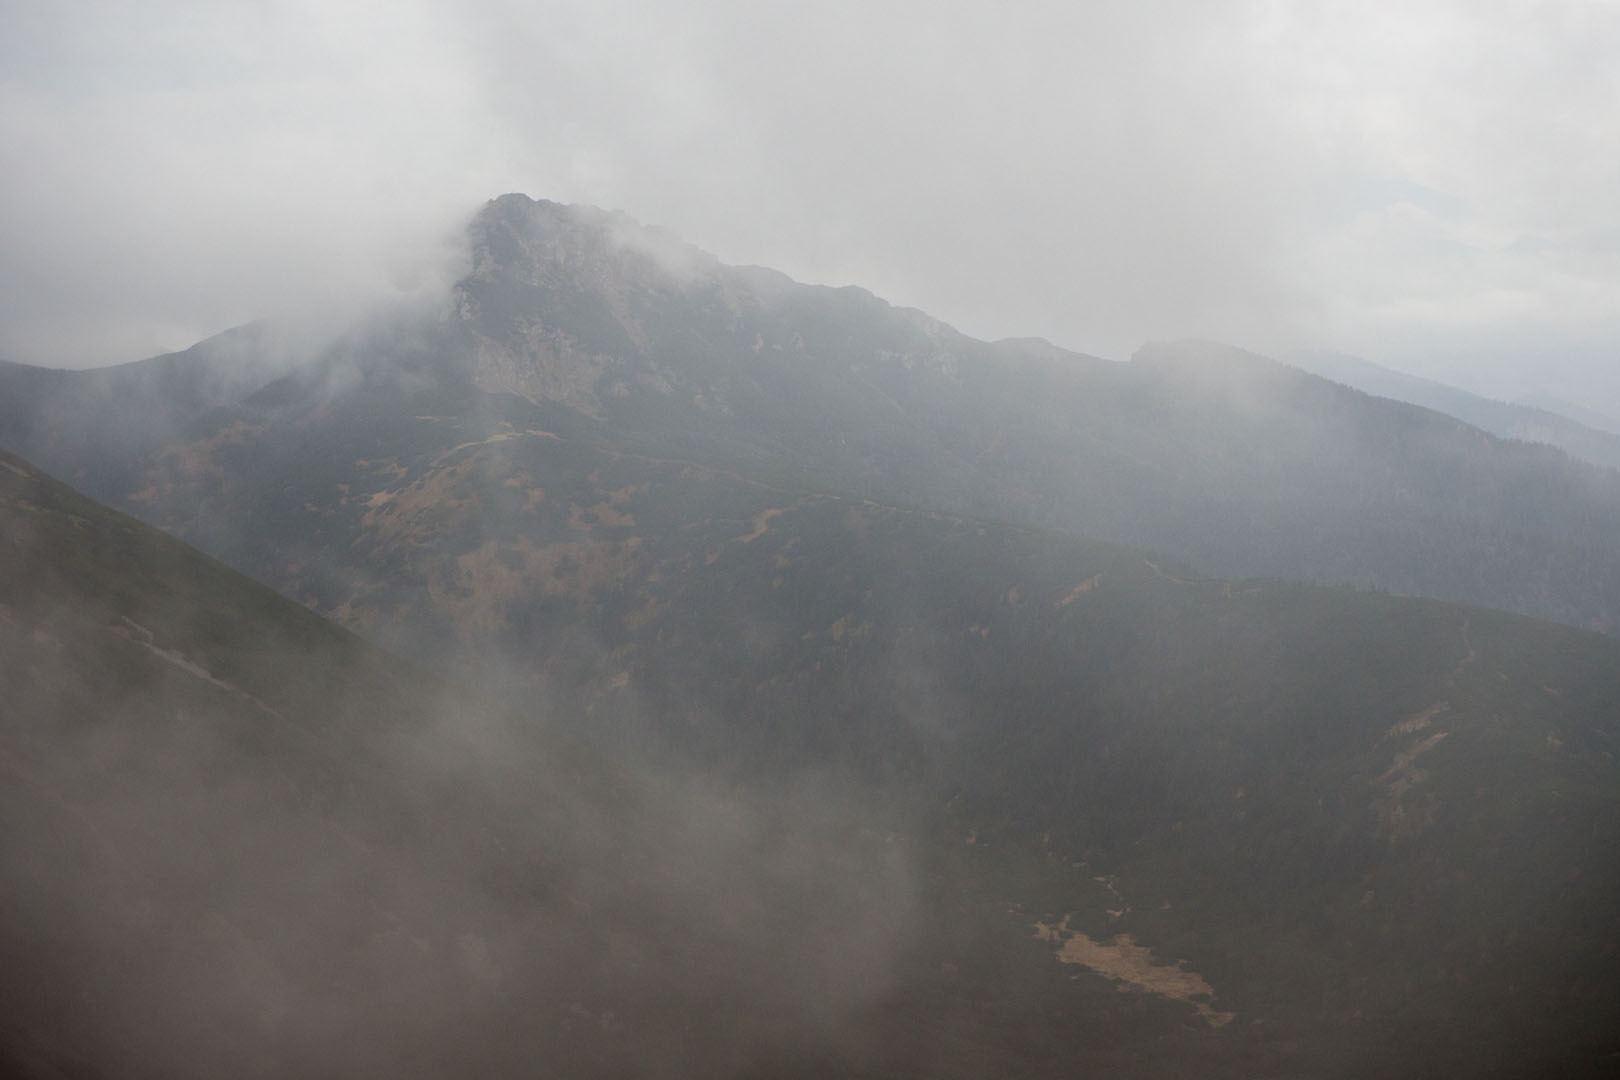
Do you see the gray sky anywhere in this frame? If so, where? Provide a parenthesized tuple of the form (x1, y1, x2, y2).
(3, 0, 1617, 412)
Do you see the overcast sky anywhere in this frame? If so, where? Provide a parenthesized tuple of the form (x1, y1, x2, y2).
(2, 0, 1617, 411)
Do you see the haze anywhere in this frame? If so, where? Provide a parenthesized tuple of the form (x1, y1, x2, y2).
(2, 0, 1617, 413)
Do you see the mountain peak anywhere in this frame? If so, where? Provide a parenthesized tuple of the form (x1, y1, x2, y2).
(468, 193, 717, 294)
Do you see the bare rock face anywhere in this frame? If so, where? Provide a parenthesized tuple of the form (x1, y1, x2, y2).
(452, 197, 698, 417)
(467, 312, 609, 416)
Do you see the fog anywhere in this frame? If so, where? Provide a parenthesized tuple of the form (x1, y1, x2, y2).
(4, 10, 1620, 1075)
(4, 197, 1620, 1076)
(0, 496, 920, 1076)
(2, 1, 1618, 413)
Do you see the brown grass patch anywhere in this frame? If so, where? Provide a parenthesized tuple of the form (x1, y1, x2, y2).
(1035, 916, 1234, 1027)
(1057, 575, 1102, 606)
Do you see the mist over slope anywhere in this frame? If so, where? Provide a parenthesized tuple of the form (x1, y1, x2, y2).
(4, 194, 1620, 637)
(4, 194, 1620, 1076)
(0, 449, 917, 1079)
(5, 443, 1620, 1076)
(1284, 348, 1620, 473)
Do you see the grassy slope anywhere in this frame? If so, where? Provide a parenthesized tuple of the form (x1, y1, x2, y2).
(586, 487, 1620, 1075)
(5, 444, 1620, 1076)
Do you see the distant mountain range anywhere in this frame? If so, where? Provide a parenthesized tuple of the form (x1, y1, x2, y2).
(1519, 393, 1620, 438)
(1284, 348, 1620, 472)
(3, 195, 1620, 1077)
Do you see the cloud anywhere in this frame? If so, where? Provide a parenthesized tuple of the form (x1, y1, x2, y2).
(0, 0, 504, 363)
(1, 0, 1616, 410)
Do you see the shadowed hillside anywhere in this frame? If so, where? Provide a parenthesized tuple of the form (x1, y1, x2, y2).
(0, 450, 920, 1079)
(4, 447, 1620, 1077)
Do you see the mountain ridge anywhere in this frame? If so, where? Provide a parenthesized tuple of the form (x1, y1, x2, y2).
(7, 196, 1620, 641)
(1284, 348, 1620, 472)
(6, 190, 1620, 1075)
(6, 195, 1620, 644)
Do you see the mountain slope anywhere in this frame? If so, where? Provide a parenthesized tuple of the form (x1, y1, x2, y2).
(0, 450, 920, 1079)
(0, 321, 308, 494)
(5, 195, 1620, 638)
(568, 482, 1620, 1077)
(6, 195, 1620, 1077)
(4, 428, 1620, 1078)
(1285, 348, 1620, 472)
(1520, 393, 1620, 437)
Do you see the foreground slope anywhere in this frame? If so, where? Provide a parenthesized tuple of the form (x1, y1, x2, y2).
(6, 449, 1620, 1078)
(0, 451, 919, 1079)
